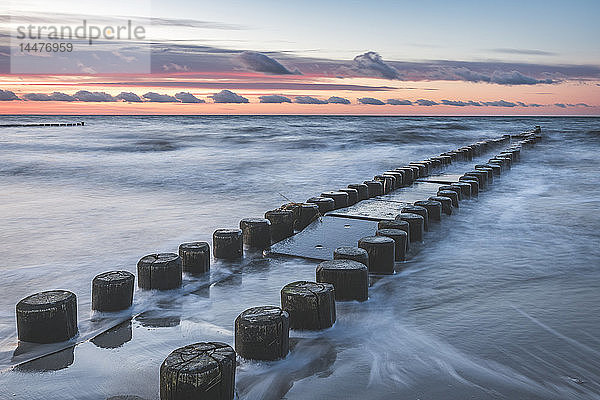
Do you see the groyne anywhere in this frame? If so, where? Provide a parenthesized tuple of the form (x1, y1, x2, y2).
(9, 125, 543, 399)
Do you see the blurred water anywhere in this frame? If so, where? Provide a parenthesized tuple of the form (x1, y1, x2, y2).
(0, 115, 599, 399)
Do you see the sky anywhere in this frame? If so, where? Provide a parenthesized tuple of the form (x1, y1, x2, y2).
(0, 0, 599, 115)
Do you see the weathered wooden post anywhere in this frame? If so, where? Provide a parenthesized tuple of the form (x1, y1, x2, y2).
(458, 177, 479, 196)
(307, 196, 335, 213)
(396, 213, 425, 242)
(378, 219, 410, 251)
(316, 260, 368, 301)
(333, 246, 369, 267)
(347, 184, 369, 201)
(376, 229, 408, 261)
(281, 281, 336, 330)
(338, 188, 359, 205)
(295, 203, 320, 230)
(438, 185, 462, 201)
(358, 236, 395, 274)
(414, 200, 442, 222)
(178, 242, 210, 273)
(16, 290, 78, 343)
(213, 229, 243, 259)
(92, 271, 135, 311)
(137, 253, 182, 290)
(160, 342, 236, 400)
(265, 210, 295, 243)
(363, 180, 384, 197)
(235, 306, 289, 360)
(451, 182, 472, 200)
(428, 196, 453, 215)
(437, 190, 459, 208)
(240, 218, 271, 249)
(321, 191, 350, 209)
(401, 205, 429, 231)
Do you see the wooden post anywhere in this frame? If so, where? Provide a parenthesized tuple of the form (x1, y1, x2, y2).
(16, 290, 78, 343)
(160, 342, 236, 400)
(92, 271, 134, 311)
(281, 281, 336, 330)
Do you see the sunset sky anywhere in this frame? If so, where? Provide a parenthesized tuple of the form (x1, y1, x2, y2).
(1, 0, 598, 115)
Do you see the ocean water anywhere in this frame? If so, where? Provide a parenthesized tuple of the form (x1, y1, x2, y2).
(0, 115, 599, 399)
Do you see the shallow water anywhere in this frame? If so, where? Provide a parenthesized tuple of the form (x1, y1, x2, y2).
(0, 115, 599, 399)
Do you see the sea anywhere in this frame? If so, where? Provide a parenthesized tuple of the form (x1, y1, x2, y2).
(0, 115, 599, 399)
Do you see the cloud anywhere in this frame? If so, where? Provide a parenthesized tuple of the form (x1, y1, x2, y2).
(327, 96, 351, 104)
(162, 63, 190, 72)
(116, 92, 143, 102)
(440, 100, 484, 107)
(142, 92, 179, 102)
(23, 92, 76, 101)
(490, 70, 554, 85)
(451, 67, 555, 85)
(441, 99, 468, 106)
(175, 92, 205, 103)
(259, 95, 292, 103)
(22, 93, 50, 101)
(238, 51, 299, 75)
(352, 51, 401, 80)
(517, 101, 528, 107)
(295, 96, 327, 104)
(416, 99, 438, 106)
(0, 89, 19, 101)
(209, 89, 249, 103)
(489, 48, 557, 56)
(528, 103, 544, 107)
(466, 100, 483, 106)
(387, 99, 412, 105)
(73, 90, 116, 102)
(453, 67, 490, 83)
(563, 103, 592, 108)
(95, 80, 394, 92)
(358, 97, 386, 105)
(150, 17, 246, 30)
(554, 103, 567, 108)
(483, 100, 518, 107)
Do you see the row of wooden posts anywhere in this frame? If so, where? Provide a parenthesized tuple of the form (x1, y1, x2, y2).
(14, 127, 542, 399)
(0, 122, 84, 127)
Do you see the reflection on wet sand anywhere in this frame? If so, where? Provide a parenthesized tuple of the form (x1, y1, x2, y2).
(15, 345, 75, 372)
(92, 320, 133, 349)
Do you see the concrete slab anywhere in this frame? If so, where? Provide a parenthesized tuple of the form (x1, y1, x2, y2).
(327, 199, 408, 221)
(269, 216, 379, 260)
(375, 181, 441, 204)
(416, 173, 463, 184)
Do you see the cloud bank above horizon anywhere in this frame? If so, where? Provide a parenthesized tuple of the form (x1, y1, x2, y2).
(1, 2, 599, 114)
